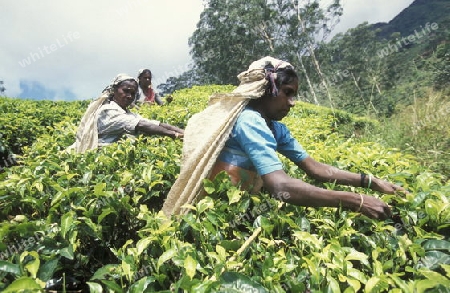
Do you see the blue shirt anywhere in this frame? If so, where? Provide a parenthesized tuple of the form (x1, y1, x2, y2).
(217, 107, 309, 175)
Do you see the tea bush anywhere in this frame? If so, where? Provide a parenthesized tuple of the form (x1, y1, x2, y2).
(0, 85, 449, 292)
(371, 89, 450, 177)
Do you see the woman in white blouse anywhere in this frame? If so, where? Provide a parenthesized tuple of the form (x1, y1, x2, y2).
(70, 74, 184, 153)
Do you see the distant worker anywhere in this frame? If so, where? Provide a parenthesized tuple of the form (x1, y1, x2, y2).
(135, 69, 173, 106)
(70, 73, 183, 153)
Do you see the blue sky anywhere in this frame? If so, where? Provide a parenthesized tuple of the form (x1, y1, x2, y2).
(19, 81, 77, 101)
(0, 0, 415, 101)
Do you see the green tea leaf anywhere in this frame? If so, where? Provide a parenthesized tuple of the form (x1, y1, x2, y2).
(2, 277, 43, 292)
(197, 197, 214, 214)
(415, 279, 440, 292)
(136, 237, 152, 255)
(184, 255, 197, 279)
(94, 183, 106, 196)
(37, 258, 59, 282)
(203, 179, 215, 194)
(119, 170, 134, 186)
(423, 240, 450, 252)
(60, 211, 75, 239)
(345, 249, 369, 262)
(127, 276, 156, 293)
(218, 272, 268, 292)
(418, 251, 450, 270)
(20, 251, 39, 278)
(227, 189, 242, 204)
(101, 279, 124, 293)
(157, 248, 177, 271)
(0, 261, 20, 275)
(91, 264, 118, 280)
(98, 207, 115, 223)
(60, 245, 74, 260)
(365, 276, 389, 293)
(86, 281, 103, 293)
(326, 276, 341, 293)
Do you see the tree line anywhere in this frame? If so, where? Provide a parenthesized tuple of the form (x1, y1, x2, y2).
(157, 0, 450, 118)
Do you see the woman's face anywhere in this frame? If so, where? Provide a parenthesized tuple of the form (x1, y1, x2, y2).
(113, 80, 138, 109)
(139, 71, 152, 89)
(261, 78, 298, 121)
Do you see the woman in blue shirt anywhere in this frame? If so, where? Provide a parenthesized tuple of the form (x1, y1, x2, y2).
(208, 57, 407, 220)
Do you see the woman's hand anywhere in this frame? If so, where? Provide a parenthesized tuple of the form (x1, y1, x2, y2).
(172, 132, 184, 140)
(166, 95, 174, 104)
(358, 193, 393, 220)
(371, 177, 408, 195)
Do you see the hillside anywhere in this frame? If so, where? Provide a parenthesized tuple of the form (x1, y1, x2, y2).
(360, 0, 450, 177)
(1, 86, 449, 292)
(372, 0, 450, 39)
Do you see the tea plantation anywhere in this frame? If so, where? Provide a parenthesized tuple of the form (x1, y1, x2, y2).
(0, 85, 449, 292)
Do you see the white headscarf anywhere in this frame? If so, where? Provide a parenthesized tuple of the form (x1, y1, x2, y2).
(232, 56, 293, 98)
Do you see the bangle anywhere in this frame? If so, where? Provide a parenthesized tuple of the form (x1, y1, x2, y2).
(367, 175, 372, 190)
(357, 194, 364, 212)
(360, 173, 366, 188)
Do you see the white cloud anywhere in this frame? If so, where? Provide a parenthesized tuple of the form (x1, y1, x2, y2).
(0, 0, 205, 100)
(0, 0, 415, 101)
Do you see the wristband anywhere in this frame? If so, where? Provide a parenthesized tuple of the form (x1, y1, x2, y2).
(360, 173, 366, 188)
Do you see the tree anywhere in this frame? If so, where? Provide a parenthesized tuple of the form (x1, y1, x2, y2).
(189, 0, 271, 85)
(316, 23, 388, 116)
(157, 68, 201, 96)
(188, 0, 342, 87)
(431, 42, 450, 91)
(167, 0, 449, 117)
(0, 81, 5, 95)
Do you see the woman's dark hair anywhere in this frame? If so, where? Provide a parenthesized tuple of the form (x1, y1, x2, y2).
(264, 65, 298, 97)
(275, 66, 298, 88)
(138, 69, 152, 79)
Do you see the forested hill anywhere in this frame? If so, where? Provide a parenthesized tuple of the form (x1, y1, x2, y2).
(159, 0, 449, 120)
(372, 0, 450, 39)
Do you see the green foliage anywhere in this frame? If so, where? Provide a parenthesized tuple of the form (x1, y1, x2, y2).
(188, 0, 342, 85)
(369, 90, 450, 178)
(182, 0, 450, 119)
(309, 0, 450, 118)
(432, 41, 450, 90)
(0, 85, 449, 292)
(0, 97, 88, 160)
(310, 23, 388, 116)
